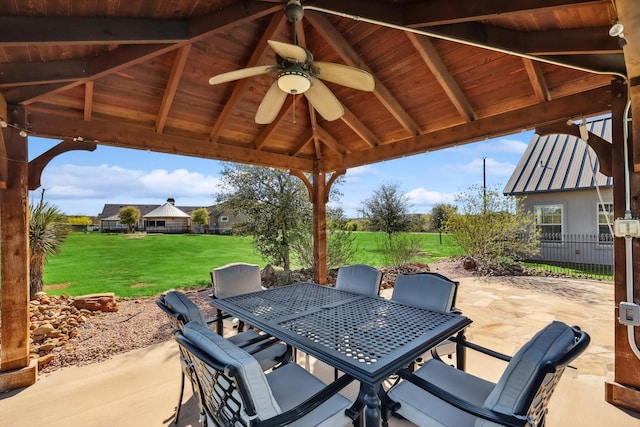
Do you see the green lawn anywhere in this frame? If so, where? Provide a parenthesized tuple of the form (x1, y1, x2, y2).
(43, 231, 464, 298)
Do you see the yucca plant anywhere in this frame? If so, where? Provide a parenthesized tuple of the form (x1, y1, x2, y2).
(29, 191, 71, 299)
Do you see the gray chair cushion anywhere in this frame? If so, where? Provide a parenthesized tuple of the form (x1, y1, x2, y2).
(266, 363, 352, 427)
(482, 321, 576, 416)
(211, 262, 262, 298)
(228, 329, 288, 371)
(183, 322, 282, 420)
(163, 291, 208, 327)
(336, 264, 382, 296)
(388, 357, 495, 427)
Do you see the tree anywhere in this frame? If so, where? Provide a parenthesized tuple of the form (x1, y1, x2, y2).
(445, 184, 539, 267)
(191, 208, 209, 233)
(360, 183, 411, 241)
(118, 206, 141, 232)
(216, 164, 310, 274)
(430, 203, 457, 243)
(29, 191, 71, 299)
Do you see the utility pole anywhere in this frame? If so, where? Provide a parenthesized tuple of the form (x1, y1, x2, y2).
(483, 157, 487, 214)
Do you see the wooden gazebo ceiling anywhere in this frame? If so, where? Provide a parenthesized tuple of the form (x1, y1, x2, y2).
(0, 1, 627, 174)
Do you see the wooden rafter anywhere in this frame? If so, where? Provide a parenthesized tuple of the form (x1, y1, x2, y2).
(210, 14, 286, 143)
(323, 86, 612, 171)
(255, 97, 297, 151)
(305, 11, 421, 136)
(406, 32, 476, 122)
(156, 45, 192, 134)
(288, 129, 314, 157)
(11, 2, 280, 105)
(522, 58, 551, 102)
(317, 126, 349, 156)
(0, 16, 189, 46)
(83, 81, 93, 121)
(340, 108, 379, 148)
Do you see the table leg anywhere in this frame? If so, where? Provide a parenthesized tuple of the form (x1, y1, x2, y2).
(362, 383, 381, 427)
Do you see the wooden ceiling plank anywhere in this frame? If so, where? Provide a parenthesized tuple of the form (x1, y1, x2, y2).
(16, 2, 280, 105)
(289, 129, 314, 157)
(0, 17, 189, 46)
(156, 44, 192, 134)
(407, 32, 477, 122)
(305, 11, 421, 136)
(0, 60, 89, 88)
(340, 107, 380, 147)
(83, 81, 93, 121)
(27, 110, 315, 172)
(210, 13, 286, 143)
(522, 58, 550, 102)
(323, 86, 612, 171)
(404, 0, 606, 27)
(317, 126, 349, 156)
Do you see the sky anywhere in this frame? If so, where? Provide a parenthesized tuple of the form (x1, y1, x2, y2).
(28, 130, 534, 218)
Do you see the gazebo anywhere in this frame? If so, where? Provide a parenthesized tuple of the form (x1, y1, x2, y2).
(1, 0, 639, 413)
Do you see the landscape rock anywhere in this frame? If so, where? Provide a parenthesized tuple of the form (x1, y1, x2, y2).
(71, 293, 118, 312)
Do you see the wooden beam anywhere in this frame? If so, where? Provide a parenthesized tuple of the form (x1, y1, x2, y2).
(407, 32, 476, 122)
(305, 11, 421, 136)
(0, 60, 89, 88)
(288, 129, 314, 157)
(28, 140, 98, 190)
(83, 81, 93, 122)
(255, 98, 297, 151)
(404, 0, 607, 27)
(0, 110, 31, 375)
(14, 2, 280, 105)
(210, 14, 285, 143)
(311, 171, 328, 285)
(323, 86, 612, 171)
(340, 107, 380, 147)
(0, 16, 189, 46)
(523, 58, 551, 102)
(0, 95, 6, 188)
(317, 126, 349, 156)
(536, 121, 612, 176)
(616, 0, 640, 172)
(26, 111, 315, 172)
(605, 78, 640, 413)
(156, 45, 192, 134)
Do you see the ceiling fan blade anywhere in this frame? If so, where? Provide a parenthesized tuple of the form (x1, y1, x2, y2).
(209, 65, 275, 85)
(312, 62, 375, 92)
(304, 78, 344, 122)
(255, 80, 288, 124)
(267, 40, 309, 63)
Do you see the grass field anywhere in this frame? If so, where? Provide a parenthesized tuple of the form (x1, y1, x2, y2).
(43, 231, 464, 297)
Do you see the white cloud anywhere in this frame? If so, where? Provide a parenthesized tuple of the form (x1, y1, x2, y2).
(39, 164, 222, 213)
(461, 158, 516, 177)
(479, 138, 528, 155)
(344, 165, 378, 183)
(406, 188, 455, 206)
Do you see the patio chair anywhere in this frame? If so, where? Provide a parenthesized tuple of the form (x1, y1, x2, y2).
(157, 291, 290, 424)
(392, 272, 461, 364)
(383, 321, 590, 427)
(174, 321, 357, 427)
(210, 262, 263, 335)
(335, 264, 383, 296)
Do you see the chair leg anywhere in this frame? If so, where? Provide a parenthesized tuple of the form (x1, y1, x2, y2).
(174, 372, 185, 424)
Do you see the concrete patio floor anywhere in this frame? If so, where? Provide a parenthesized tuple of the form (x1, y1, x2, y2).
(2, 275, 639, 426)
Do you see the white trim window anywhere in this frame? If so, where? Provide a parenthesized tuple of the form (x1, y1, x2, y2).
(598, 203, 614, 243)
(220, 216, 229, 222)
(534, 204, 563, 241)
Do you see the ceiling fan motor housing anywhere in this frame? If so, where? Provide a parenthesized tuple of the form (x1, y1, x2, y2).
(285, 0, 304, 23)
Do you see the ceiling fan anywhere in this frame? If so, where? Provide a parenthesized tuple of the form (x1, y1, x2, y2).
(208, 0, 375, 124)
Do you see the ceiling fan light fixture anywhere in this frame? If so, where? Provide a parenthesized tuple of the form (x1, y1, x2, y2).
(277, 69, 311, 94)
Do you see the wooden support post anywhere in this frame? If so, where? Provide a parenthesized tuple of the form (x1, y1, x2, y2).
(312, 171, 327, 285)
(605, 79, 640, 412)
(0, 106, 36, 391)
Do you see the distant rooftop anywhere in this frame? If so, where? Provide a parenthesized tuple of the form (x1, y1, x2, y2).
(504, 117, 613, 196)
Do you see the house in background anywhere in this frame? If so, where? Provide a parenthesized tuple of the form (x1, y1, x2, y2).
(98, 198, 241, 234)
(504, 117, 613, 268)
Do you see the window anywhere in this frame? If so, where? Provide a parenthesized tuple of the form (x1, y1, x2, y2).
(534, 204, 563, 241)
(220, 216, 229, 222)
(598, 203, 614, 243)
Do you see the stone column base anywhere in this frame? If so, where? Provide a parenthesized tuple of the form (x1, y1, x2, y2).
(0, 359, 37, 392)
(605, 381, 640, 413)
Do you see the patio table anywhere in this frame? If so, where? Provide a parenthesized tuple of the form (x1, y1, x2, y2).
(212, 282, 472, 427)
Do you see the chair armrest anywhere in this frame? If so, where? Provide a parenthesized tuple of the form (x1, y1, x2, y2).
(395, 369, 529, 427)
(450, 335, 512, 362)
(255, 374, 356, 427)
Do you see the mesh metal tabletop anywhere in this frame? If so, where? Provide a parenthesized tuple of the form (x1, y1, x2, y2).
(213, 282, 471, 384)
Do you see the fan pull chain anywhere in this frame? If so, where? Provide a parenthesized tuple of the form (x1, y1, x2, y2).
(292, 94, 296, 123)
